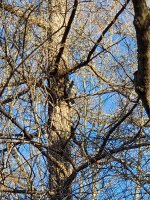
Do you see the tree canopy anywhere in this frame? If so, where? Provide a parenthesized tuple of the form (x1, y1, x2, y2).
(0, 0, 150, 199)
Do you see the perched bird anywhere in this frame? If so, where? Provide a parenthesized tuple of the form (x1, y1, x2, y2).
(65, 79, 77, 104)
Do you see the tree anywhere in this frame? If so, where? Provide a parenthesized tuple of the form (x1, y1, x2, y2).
(0, 0, 149, 199)
(133, 0, 150, 118)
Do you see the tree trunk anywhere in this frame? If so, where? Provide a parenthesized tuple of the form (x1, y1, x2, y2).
(132, 0, 150, 118)
(48, 102, 72, 199)
(46, 1, 73, 199)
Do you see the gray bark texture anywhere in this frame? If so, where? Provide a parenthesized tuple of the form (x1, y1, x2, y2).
(132, 0, 150, 118)
(46, 1, 74, 199)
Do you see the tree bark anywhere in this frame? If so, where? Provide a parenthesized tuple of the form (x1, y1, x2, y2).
(46, 1, 73, 199)
(132, 0, 150, 118)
